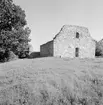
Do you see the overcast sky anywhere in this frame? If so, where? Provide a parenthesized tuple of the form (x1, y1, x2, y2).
(14, 0, 103, 51)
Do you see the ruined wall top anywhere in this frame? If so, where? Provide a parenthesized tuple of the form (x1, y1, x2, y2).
(53, 25, 92, 40)
(62, 25, 88, 32)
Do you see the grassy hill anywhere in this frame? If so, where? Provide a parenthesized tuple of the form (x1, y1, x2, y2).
(0, 57, 103, 105)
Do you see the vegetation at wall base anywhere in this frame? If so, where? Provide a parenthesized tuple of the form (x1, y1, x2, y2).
(95, 39, 103, 57)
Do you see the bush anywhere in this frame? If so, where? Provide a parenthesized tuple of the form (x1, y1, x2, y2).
(0, 50, 18, 62)
(7, 51, 18, 61)
(28, 52, 40, 59)
(95, 39, 103, 57)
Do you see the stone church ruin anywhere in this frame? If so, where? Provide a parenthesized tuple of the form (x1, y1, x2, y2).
(40, 25, 96, 58)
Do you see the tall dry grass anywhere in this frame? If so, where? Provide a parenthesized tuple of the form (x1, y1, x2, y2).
(0, 57, 103, 105)
(0, 69, 103, 105)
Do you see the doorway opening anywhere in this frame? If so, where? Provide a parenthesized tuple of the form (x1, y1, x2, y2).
(75, 48, 79, 57)
(76, 32, 79, 38)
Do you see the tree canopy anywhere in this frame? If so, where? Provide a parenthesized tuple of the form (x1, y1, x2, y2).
(0, 0, 31, 61)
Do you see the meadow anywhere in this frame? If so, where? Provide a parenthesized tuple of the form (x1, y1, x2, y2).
(0, 57, 103, 105)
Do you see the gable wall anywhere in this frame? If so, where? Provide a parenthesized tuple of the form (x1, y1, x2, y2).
(54, 25, 96, 58)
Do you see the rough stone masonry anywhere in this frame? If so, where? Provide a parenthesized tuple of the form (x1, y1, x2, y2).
(40, 25, 96, 58)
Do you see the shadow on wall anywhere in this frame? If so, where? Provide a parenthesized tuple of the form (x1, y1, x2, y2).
(28, 52, 40, 59)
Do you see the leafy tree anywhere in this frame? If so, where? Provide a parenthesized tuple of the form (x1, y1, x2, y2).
(0, 0, 31, 61)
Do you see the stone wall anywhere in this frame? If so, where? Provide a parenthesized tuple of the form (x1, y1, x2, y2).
(40, 40, 53, 57)
(40, 25, 96, 58)
(54, 25, 96, 58)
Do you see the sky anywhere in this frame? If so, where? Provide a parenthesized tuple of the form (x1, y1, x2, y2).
(14, 0, 103, 51)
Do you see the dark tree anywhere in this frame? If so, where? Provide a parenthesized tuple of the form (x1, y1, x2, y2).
(0, 0, 31, 61)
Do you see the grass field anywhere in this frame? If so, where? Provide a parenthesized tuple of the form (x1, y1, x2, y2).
(0, 57, 103, 105)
